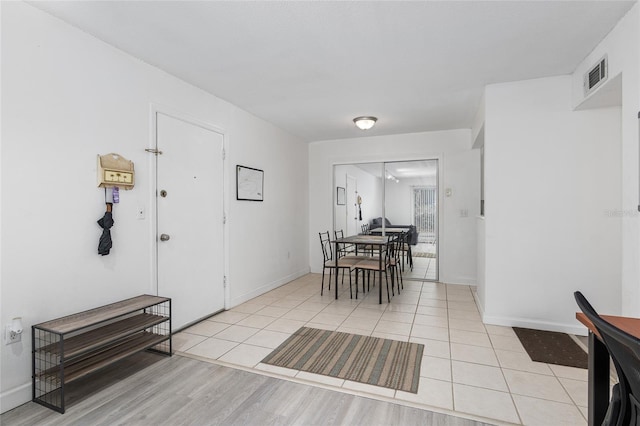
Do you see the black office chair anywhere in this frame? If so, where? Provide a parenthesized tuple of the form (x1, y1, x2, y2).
(575, 291, 640, 426)
(601, 321, 640, 426)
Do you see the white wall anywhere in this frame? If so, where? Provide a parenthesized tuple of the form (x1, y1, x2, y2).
(572, 4, 640, 316)
(441, 150, 480, 285)
(333, 165, 349, 234)
(309, 130, 479, 285)
(385, 176, 437, 226)
(350, 165, 384, 226)
(476, 217, 486, 315)
(0, 2, 308, 412)
(483, 75, 622, 334)
(333, 164, 382, 235)
(385, 180, 413, 225)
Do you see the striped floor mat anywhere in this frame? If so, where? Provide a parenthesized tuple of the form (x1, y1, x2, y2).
(261, 327, 423, 393)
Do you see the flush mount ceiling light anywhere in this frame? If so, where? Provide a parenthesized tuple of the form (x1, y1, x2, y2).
(353, 116, 377, 130)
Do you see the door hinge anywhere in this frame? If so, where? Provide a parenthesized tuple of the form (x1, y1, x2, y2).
(223, 213, 227, 224)
(145, 148, 163, 155)
(222, 148, 226, 160)
(223, 276, 227, 287)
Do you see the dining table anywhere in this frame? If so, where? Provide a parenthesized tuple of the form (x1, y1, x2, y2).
(576, 312, 640, 426)
(368, 228, 412, 271)
(369, 227, 410, 234)
(334, 234, 390, 304)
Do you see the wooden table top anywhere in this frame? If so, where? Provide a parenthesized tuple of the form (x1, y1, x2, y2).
(576, 312, 640, 339)
(335, 235, 389, 245)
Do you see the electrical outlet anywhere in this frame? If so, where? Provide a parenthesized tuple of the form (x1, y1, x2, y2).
(5, 325, 21, 344)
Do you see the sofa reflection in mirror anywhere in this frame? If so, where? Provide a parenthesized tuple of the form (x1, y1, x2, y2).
(368, 217, 418, 245)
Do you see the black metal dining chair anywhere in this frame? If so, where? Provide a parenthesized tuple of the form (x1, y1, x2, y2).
(399, 230, 413, 271)
(389, 234, 403, 294)
(319, 231, 359, 298)
(575, 291, 640, 426)
(353, 237, 392, 302)
(334, 229, 355, 257)
(356, 224, 376, 255)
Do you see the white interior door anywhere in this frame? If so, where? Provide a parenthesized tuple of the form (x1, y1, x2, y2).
(346, 175, 358, 236)
(156, 112, 225, 330)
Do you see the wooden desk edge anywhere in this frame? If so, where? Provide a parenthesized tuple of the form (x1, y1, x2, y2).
(576, 312, 640, 338)
(576, 312, 599, 339)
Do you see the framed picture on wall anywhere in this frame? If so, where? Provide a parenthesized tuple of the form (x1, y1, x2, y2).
(337, 186, 346, 205)
(237, 165, 264, 201)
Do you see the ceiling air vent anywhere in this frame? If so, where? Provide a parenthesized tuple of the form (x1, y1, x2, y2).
(584, 55, 608, 96)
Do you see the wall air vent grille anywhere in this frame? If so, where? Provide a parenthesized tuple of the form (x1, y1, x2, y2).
(584, 55, 608, 96)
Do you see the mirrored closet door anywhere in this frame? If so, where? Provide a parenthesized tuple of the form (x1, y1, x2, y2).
(333, 159, 438, 281)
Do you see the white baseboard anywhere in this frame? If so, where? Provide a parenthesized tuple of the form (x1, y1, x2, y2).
(482, 314, 588, 336)
(228, 268, 310, 308)
(0, 382, 30, 414)
(439, 274, 477, 286)
(473, 290, 485, 318)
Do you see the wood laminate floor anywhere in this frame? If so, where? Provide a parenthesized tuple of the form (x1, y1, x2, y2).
(1, 352, 492, 426)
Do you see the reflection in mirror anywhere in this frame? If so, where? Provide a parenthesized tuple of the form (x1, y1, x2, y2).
(384, 160, 438, 281)
(333, 163, 383, 237)
(333, 160, 438, 281)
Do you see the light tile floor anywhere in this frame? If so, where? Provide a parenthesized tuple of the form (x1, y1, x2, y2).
(406, 253, 437, 281)
(175, 269, 589, 426)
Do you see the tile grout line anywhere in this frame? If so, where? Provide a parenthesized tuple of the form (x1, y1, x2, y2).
(180, 273, 588, 425)
(445, 283, 457, 414)
(490, 323, 524, 425)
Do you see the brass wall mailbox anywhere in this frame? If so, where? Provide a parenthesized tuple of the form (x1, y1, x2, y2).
(97, 153, 135, 189)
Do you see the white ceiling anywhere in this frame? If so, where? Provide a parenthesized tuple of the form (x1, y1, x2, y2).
(30, 1, 635, 142)
(355, 160, 437, 180)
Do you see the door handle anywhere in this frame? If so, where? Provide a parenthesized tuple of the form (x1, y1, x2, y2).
(160, 234, 170, 242)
